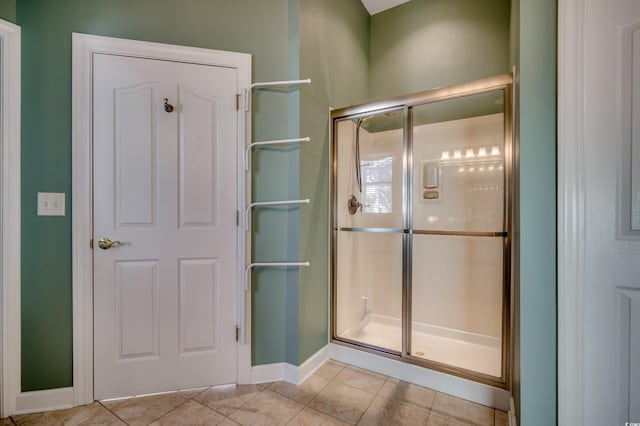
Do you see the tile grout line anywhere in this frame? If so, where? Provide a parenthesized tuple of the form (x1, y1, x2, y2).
(7, 361, 504, 426)
(145, 395, 191, 425)
(352, 374, 391, 425)
(97, 400, 132, 425)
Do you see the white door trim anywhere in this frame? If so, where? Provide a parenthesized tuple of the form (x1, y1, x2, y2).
(557, 0, 586, 424)
(71, 33, 251, 405)
(0, 18, 21, 418)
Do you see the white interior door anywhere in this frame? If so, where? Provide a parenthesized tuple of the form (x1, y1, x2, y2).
(92, 53, 238, 399)
(561, 0, 640, 423)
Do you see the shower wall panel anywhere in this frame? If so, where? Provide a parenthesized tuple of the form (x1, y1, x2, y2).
(336, 231, 402, 351)
(412, 234, 503, 338)
(412, 114, 505, 233)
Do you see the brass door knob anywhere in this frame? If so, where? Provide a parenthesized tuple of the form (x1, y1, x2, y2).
(98, 238, 121, 250)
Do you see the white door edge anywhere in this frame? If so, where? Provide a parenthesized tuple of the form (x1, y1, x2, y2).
(558, 0, 587, 424)
(71, 33, 252, 406)
(0, 18, 21, 418)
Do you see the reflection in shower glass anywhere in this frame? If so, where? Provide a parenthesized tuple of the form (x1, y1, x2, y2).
(334, 109, 404, 352)
(361, 156, 393, 214)
(335, 111, 404, 229)
(411, 234, 503, 377)
(335, 231, 402, 352)
(410, 90, 506, 378)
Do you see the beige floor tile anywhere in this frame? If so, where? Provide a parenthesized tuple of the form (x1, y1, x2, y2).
(308, 381, 376, 425)
(357, 396, 430, 426)
(13, 402, 124, 426)
(179, 387, 209, 398)
(109, 392, 187, 426)
(334, 366, 387, 395)
(377, 378, 436, 410)
(217, 418, 241, 426)
(194, 384, 262, 416)
(494, 409, 508, 426)
(99, 397, 134, 410)
(268, 374, 329, 404)
(314, 360, 346, 380)
(0, 419, 13, 426)
(148, 399, 225, 425)
(426, 411, 471, 426)
(229, 390, 304, 425)
(431, 393, 494, 426)
(288, 407, 351, 426)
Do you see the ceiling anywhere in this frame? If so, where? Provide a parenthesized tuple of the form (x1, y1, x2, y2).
(360, 0, 412, 15)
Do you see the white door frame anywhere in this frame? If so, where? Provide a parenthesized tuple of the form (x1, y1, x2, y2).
(0, 18, 21, 418)
(558, 0, 587, 423)
(71, 33, 252, 405)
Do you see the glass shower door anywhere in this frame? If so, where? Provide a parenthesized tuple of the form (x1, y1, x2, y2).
(333, 109, 405, 353)
(409, 90, 508, 379)
(330, 74, 513, 387)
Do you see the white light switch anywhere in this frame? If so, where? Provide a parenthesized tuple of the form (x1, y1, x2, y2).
(37, 192, 65, 216)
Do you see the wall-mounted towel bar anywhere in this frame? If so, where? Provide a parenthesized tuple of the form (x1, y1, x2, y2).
(245, 199, 310, 230)
(240, 76, 312, 345)
(251, 78, 311, 90)
(244, 137, 311, 170)
(243, 78, 312, 111)
(244, 262, 311, 291)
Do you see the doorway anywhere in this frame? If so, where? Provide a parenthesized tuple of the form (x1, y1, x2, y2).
(72, 34, 251, 404)
(0, 18, 21, 418)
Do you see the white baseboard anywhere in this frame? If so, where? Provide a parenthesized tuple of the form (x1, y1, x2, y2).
(14, 387, 74, 415)
(251, 363, 288, 385)
(330, 343, 510, 411)
(251, 345, 329, 385)
(293, 345, 330, 384)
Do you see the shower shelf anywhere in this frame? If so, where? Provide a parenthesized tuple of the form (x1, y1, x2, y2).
(243, 77, 312, 298)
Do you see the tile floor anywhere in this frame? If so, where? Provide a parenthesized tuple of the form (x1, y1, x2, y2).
(1, 360, 508, 425)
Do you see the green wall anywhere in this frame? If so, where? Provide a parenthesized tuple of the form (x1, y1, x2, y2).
(297, 0, 370, 363)
(17, 0, 296, 390)
(518, 0, 557, 424)
(0, 0, 15, 23)
(369, 0, 511, 101)
(16, 4, 558, 420)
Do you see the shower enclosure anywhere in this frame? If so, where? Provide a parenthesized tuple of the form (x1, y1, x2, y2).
(331, 74, 513, 387)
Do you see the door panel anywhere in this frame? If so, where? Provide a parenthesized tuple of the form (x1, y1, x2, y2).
(115, 83, 158, 227)
(178, 84, 218, 227)
(179, 258, 219, 353)
(117, 260, 158, 359)
(93, 53, 238, 399)
(577, 0, 640, 423)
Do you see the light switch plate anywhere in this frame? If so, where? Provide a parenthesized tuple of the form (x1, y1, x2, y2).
(37, 192, 65, 216)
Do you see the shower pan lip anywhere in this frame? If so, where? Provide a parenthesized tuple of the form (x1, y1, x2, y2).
(329, 72, 515, 392)
(331, 336, 508, 390)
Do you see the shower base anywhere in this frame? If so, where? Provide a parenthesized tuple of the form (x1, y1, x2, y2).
(340, 314, 501, 377)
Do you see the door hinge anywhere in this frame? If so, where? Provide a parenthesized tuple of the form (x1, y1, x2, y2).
(236, 210, 240, 226)
(235, 325, 240, 342)
(236, 94, 240, 111)
(90, 238, 93, 249)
